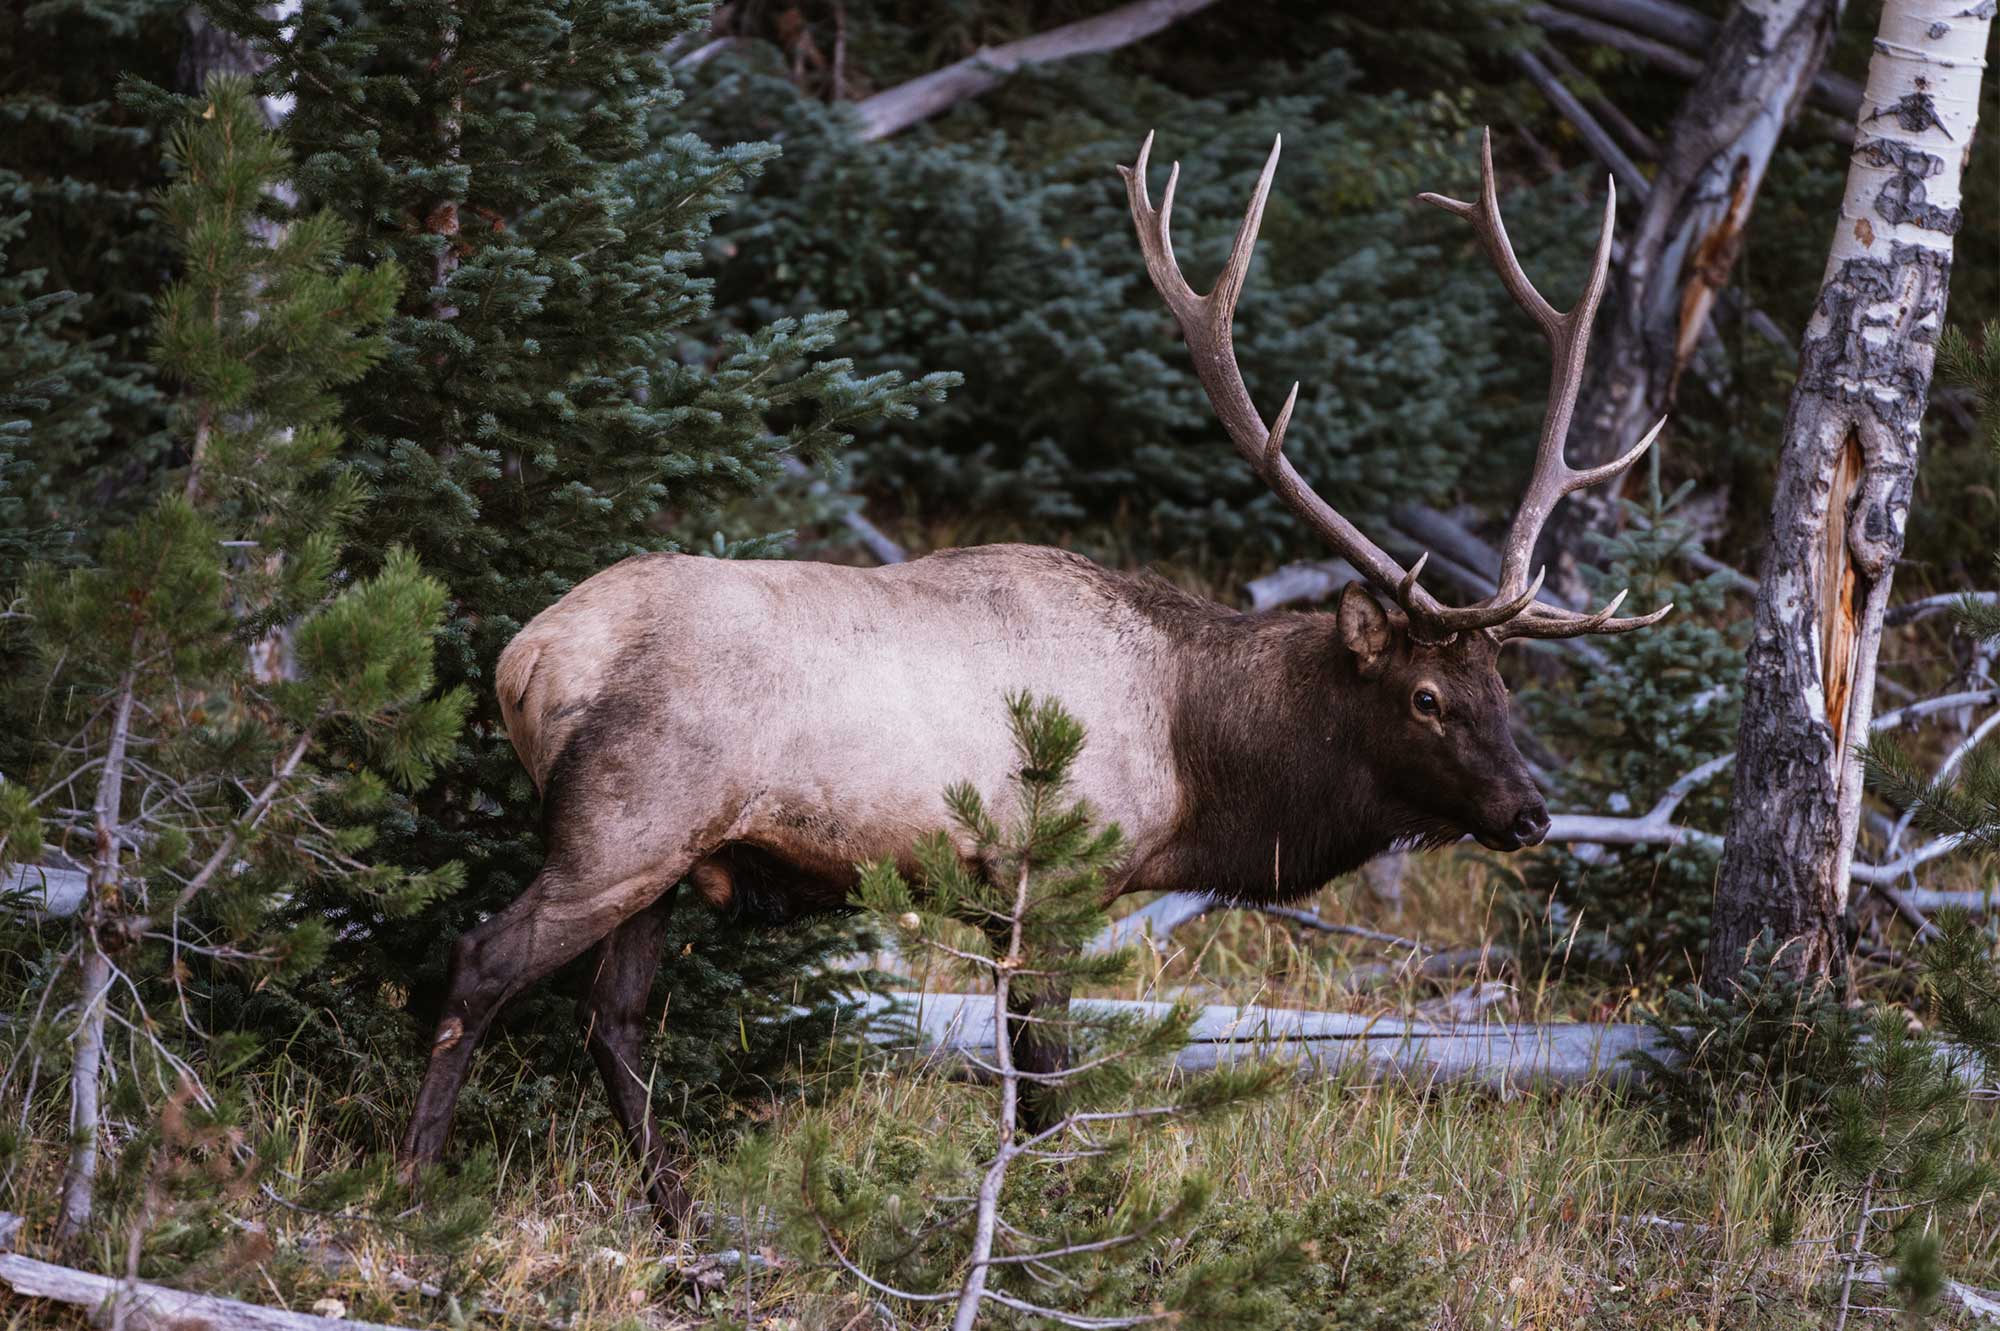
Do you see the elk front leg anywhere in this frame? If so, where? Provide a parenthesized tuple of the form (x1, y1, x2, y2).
(981, 920, 1071, 1133)
(1010, 974, 1073, 1135)
(579, 885, 695, 1228)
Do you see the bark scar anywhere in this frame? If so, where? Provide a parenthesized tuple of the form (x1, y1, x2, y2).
(1821, 430, 1866, 753)
(432, 1017, 465, 1053)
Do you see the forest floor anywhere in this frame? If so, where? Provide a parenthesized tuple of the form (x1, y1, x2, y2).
(5, 856, 1997, 1331)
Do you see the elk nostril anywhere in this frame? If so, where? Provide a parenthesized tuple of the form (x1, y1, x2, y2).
(1513, 806, 1551, 845)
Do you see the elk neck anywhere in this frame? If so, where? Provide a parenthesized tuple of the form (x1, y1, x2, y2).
(1105, 570, 1439, 903)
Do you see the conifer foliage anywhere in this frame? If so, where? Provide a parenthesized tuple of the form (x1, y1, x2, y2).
(782, 694, 1291, 1328)
(1514, 488, 1744, 985)
(1632, 931, 2000, 1321)
(0, 78, 465, 1242)
(683, 49, 1578, 561)
(181, 0, 955, 1134)
(0, 0, 177, 520)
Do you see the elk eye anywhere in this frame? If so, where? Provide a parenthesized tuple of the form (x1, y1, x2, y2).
(1413, 688, 1441, 717)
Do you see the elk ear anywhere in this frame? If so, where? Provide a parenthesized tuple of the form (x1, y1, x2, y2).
(1337, 582, 1393, 678)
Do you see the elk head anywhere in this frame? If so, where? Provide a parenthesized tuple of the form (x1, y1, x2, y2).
(1119, 129, 1671, 853)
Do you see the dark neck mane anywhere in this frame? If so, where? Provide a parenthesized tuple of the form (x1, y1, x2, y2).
(1101, 568, 1449, 903)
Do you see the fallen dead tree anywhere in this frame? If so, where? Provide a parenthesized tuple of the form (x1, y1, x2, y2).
(1528, 0, 1862, 119)
(863, 991, 1663, 1092)
(0, 1248, 416, 1331)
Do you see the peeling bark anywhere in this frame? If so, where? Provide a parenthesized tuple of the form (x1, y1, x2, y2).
(1707, 0, 1990, 991)
(1555, 0, 1843, 586)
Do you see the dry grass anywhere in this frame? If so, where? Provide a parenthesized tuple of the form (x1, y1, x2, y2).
(3, 851, 1997, 1329)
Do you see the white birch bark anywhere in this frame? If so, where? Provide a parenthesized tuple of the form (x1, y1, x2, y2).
(1708, 0, 1992, 988)
(1560, 0, 1843, 575)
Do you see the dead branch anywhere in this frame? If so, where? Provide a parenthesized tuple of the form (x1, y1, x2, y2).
(1091, 896, 1516, 985)
(1885, 590, 2000, 628)
(852, 0, 1220, 141)
(1337, 946, 1517, 987)
(1509, 44, 1648, 200)
(673, 35, 740, 69)
(1530, 0, 1862, 119)
(1534, 39, 1658, 164)
(0, 1249, 419, 1331)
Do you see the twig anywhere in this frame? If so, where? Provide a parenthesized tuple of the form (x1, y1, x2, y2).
(1246, 906, 1429, 953)
(1885, 590, 2000, 628)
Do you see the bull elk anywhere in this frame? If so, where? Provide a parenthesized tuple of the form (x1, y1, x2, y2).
(399, 129, 1668, 1224)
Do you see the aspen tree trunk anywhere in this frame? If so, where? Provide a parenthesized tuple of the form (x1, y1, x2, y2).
(1706, 0, 1992, 991)
(1557, 0, 1842, 579)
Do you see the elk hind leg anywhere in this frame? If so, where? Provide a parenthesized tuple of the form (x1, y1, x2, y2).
(579, 885, 693, 1227)
(400, 854, 691, 1170)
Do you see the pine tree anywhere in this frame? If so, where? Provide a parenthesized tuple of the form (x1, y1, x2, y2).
(0, 0, 178, 520)
(780, 694, 1288, 1328)
(0, 216, 82, 576)
(0, 77, 465, 1243)
(1630, 932, 1999, 1323)
(179, 0, 955, 1152)
(680, 46, 1581, 564)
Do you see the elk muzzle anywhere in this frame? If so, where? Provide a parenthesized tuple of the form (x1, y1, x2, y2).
(1478, 794, 1551, 851)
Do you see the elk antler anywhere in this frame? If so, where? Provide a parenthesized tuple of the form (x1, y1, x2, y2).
(1117, 129, 1671, 643)
(1417, 129, 1670, 641)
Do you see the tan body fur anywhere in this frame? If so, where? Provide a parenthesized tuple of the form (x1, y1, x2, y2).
(499, 544, 1184, 907)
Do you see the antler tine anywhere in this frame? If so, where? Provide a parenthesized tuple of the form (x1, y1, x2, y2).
(1495, 594, 1675, 641)
(1119, 132, 1431, 622)
(1421, 129, 1621, 602)
(1417, 128, 1669, 643)
(1418, 129, 1562, 338)
(1421, 565, 1548, 633)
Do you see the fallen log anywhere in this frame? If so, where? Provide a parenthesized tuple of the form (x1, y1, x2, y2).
(0, 1249, 417, 1331)
(865, 991, 1663, 1091)
(0, 853, 88, 917)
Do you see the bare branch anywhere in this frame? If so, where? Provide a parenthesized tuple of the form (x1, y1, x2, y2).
(0, 1249, 423, 1331)
(853, 0, 1221, 141)
(1528, 0, 1862, 119)
(778, 455, 907, 564)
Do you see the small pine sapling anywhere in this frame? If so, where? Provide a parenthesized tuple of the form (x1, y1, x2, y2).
(1631, 930, 1998, 1324)
(0, 77, 468, 1250)
(794, 693, 1284, 1330)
